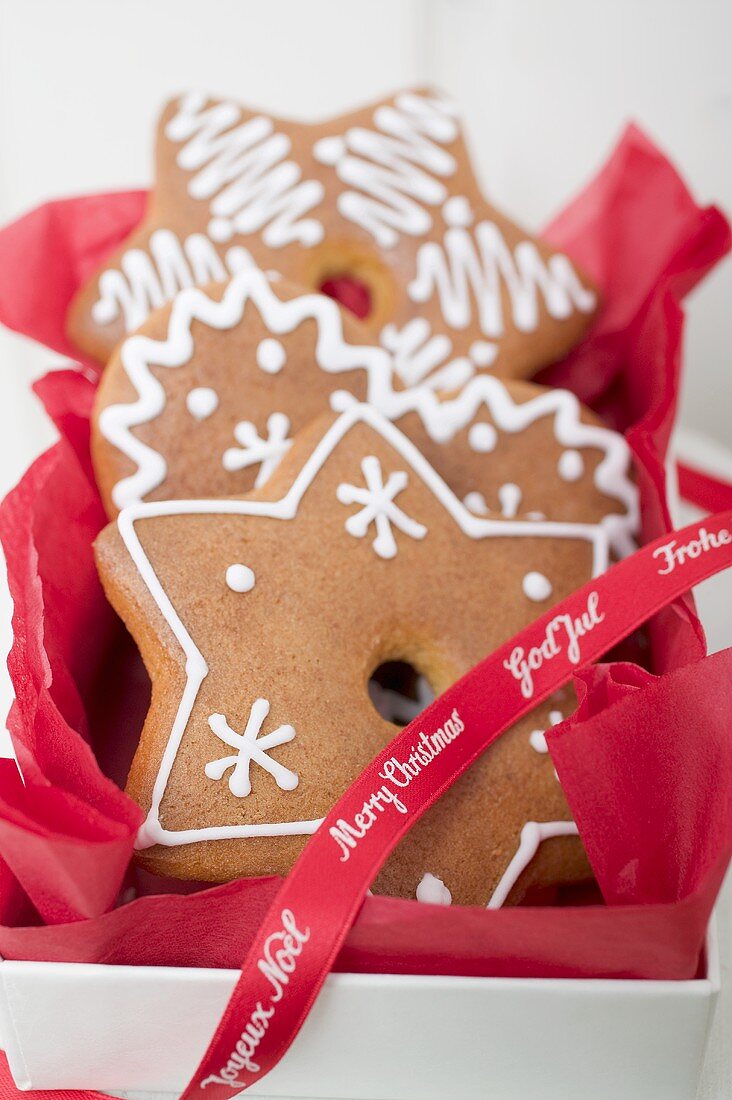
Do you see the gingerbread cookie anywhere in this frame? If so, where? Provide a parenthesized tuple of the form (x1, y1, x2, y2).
(69, 88, 599, 383)
(91, 270, 637, 558)
(95, 401, 611, 905)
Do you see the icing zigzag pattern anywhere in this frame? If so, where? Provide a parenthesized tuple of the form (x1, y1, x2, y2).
(313, 92, 459, 248)
(165, 92, 326, 247)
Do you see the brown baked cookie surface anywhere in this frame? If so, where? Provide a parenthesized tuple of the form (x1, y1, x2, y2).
(95, 403, 610, 906)
(91, 272, 637, 560)
(69, 88, 599, 378)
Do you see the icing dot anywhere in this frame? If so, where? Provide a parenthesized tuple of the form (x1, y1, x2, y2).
(558, 449, 585, 482)
(256, 338, 286, 374)
(443, 195, 473, 228)
(522, 571, 553, 602)
(463, 491, 490, 516)
(468, 422, 497, 453)
(469, 340, 497, 367)
(498, 483, 522, 518)
(208, 216, 234, 243)
(330, 389, 357, 412)
(529, 729, 548, 753)
(416, 872, 452, 906)
(226, 564, 255, 593)
(186, 387, 219, 420)
(313, 135, 346, 165)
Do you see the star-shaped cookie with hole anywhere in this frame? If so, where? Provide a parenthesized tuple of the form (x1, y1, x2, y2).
(96, 401, 608, 904)
(68, 87, 599, 382)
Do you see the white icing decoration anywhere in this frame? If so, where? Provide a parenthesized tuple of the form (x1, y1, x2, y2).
(381, 319, 473, 391)
(186, 387, 219, 420)
(487, 820, 580, 908)
(205, 698, 298, 797)
(222, 412, 292, 488)
(256, 337, 286, 374)
(528, 728, 548, 754)
(463, 484, 525, 520)
(336, 455, 427, 559)
(407, 219, 597, 338)
(498, 483, 522, 519)
(529, 709, 563, 754)
(330, 389, 357, 412)
(522, 571, 553, 602)
(225, 563, 255, 593)
(558, 449, 585, 482)
(416, 872, 452, 906)
(313, 92, 458, 249)
(120, 402, 608, 849)
(92, 229, 252, 332)
(467, 422, 497, 453)
(165, 92, 325, 247)
(463, 491, 489, 516)
(312, 135, 346, 166)
(469, 340, 497, 367)
(102, 269, 637, 550)
(442, 195, 473, 228)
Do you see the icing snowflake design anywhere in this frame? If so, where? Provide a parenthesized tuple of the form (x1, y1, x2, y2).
(222, 411, 292, 488)
(205, 698, 298, 798)
(336, 455, 427, 559)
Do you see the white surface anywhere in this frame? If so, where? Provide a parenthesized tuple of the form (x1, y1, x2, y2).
(428, 0, 732, 452)
(0, 939, 719, 1098)
(0, 0, 730, 446)
(0, 1, 729, 1096)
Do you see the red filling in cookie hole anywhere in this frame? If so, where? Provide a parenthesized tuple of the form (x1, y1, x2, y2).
(318, 273, 372, 320)
(368, 660, 435, 727)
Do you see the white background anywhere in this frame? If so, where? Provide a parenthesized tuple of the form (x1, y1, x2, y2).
(0, 1, 729, 1097)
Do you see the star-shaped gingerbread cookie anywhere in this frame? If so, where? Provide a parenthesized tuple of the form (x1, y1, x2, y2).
(95, 401, 608, 905)
(69, 88, 599, 383)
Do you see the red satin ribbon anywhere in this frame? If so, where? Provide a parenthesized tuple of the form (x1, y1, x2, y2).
(2, 515, 730, 1098)
(177, 511, 732, 1097)
(677, 462, 732, 514)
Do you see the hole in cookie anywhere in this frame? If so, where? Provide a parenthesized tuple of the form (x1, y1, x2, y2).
(368, 660, 435, 727)
(319, 273, 372, 320)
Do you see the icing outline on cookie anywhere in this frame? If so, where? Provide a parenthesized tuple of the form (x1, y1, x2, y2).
(487, 819, 580, 909)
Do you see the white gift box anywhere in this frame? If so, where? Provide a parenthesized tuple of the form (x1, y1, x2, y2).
(0, 921, 719, 1100)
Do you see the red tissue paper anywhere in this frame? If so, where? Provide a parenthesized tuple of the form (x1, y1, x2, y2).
(0, 124, 729, 981)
